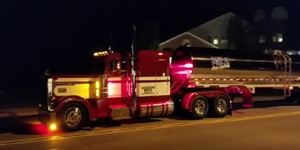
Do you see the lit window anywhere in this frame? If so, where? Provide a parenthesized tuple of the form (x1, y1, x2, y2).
(278, 37, 283, 42)
(273, 33, 283, 43)
(213, 38, 219, 45)
(259, 36, 266, 43)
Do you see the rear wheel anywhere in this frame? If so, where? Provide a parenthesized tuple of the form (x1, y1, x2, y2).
(58, 103, 87, 131)
(211, 94, 230, 117)
(191, 96, 209, 119)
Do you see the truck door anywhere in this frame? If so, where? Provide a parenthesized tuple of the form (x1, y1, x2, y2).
(154, 57, 170, 95)
(137, 51, 170, 97)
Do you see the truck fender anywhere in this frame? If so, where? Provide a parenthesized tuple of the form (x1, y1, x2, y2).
(226, 86, 253, 108)
(182, 92, 211, 112)
(181, 93, 196, 111)
(182, 91, 232, 112)
(54, 96, 97, 121)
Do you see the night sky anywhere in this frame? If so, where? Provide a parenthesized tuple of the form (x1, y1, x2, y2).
(0, 0, 299, 106)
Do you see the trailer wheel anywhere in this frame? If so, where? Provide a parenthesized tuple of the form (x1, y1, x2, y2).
(191, 96, 209, 119)
(58, 103, 87, 131)
(212, 94, 230, 117)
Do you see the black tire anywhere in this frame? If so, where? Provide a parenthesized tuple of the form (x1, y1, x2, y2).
(58, 103, 87, 131)
(191, 96, 209, 119)
(211, 94, 230, 118)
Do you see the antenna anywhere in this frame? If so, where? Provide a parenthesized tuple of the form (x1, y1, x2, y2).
(131, 24, 137, 115)
(131, 25, 136, 57)
(108, 33, 114, 53)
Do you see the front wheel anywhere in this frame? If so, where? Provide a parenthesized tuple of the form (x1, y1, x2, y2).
(211, 94, 230, 117)
(58, 103, 87, 131)
(191, 96, 209, 119)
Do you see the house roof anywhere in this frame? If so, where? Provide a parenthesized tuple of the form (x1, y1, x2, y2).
(189, 12, 252, 38)
(159, 32, 219, 49)
(159, 12, 252, 50)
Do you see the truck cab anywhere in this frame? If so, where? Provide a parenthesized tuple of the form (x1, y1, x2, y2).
(39, 50, 174, 131)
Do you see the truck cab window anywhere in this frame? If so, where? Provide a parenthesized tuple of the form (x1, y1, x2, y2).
(108, 59, 128, 73)
(120, 60, 127, 72)
(109, 60, 118, 72)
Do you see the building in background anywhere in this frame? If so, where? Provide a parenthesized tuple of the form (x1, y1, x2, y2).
(160, 7, 289, 54)
(252, 7, 288, 51)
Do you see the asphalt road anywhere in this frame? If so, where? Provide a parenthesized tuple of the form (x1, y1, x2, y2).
(1, 101, 300, 150)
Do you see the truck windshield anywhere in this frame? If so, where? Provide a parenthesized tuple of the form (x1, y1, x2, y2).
(108, 59, 128, 73)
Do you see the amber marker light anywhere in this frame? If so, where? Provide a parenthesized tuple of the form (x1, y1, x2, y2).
(49, 123, 57, 132)
(95, 81, 100, 97)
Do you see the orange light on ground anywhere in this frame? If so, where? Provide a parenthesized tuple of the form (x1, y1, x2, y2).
(30, 123, 50, 135)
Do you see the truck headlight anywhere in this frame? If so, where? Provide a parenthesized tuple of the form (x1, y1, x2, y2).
(47, 78, 53, 97)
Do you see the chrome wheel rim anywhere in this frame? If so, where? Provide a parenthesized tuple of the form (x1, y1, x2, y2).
(194, 99, 207, 116)
(64, 107, 82, 128)
(216, 98, 227, 114)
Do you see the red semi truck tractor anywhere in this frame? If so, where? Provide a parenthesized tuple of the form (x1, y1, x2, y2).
(38, 47, 300, 131)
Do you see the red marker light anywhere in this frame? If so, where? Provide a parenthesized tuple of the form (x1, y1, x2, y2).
(183, 63, 193, 68)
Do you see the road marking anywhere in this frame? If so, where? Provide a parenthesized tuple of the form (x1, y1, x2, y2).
(1, 111, 300, 146)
